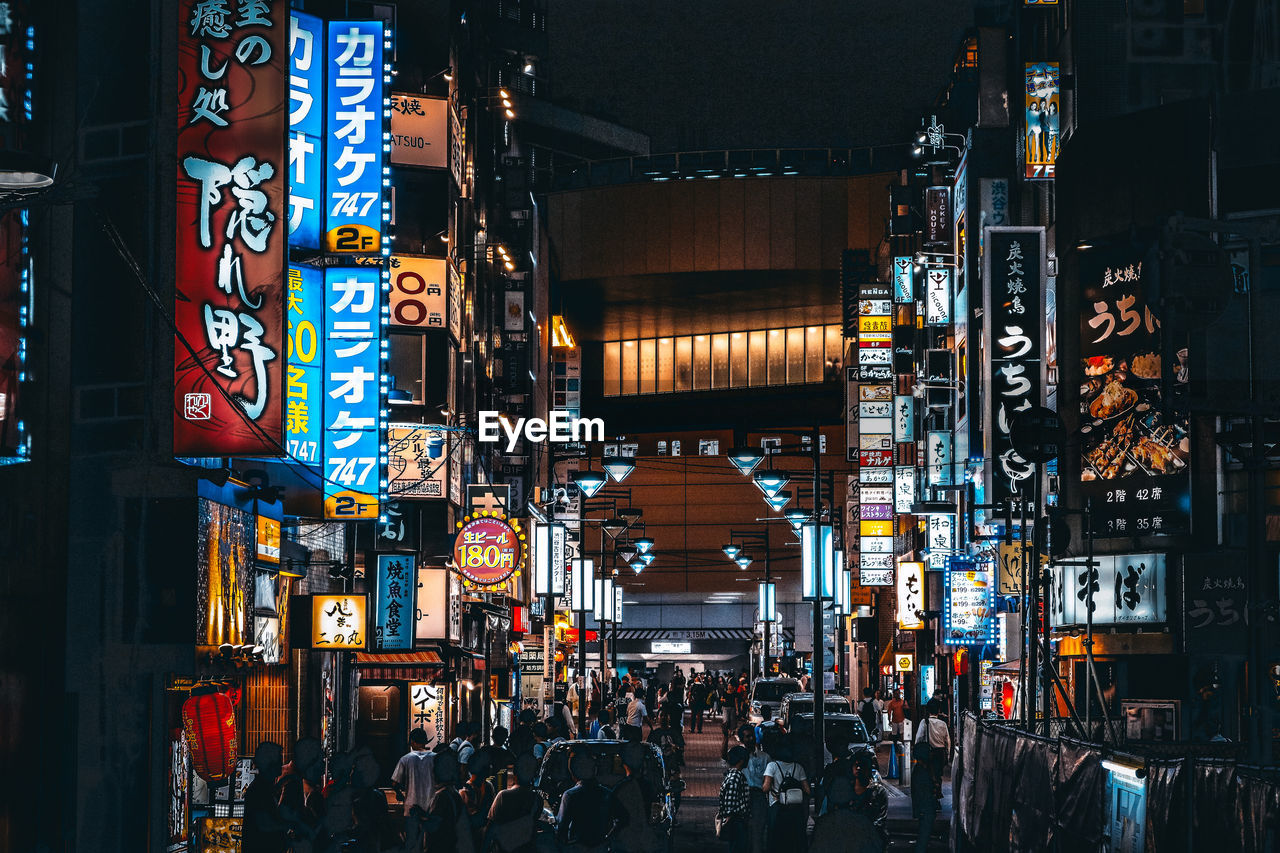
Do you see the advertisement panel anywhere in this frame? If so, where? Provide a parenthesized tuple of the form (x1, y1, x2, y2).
(984, 227, 1045, 502)
(893, 395, 914, 444)
(390, 93, 448, 168)
(1024, 62, 1060, 179)
(408, 683, 445, 747)
(0, 211, 28, 461)
(390, 255, 446, 328)
(927, 514, 955, 570)
(896, 561, 926, 629)
(926, 429, 953, 486)
(893, 256, 913, 304)
(286, 265, 323, 467)
(1077, 244, 1189, 536)
(1051, 553, 1167, 627)
(311, 594, 367, 648)
(388, 423, 448, 498)
(452, 516, 526, 590)
(372, 553, 415, 651)
(323, 267, 383, 519)
(924, 187, 952, 249)
(175, 0, 287, 456)
(944, 556, 997, 645)
(414, 565, 448, 640)
(924, 268, 952, 325)
(288, 11, 324, 249)
(324, 20, 385, 254)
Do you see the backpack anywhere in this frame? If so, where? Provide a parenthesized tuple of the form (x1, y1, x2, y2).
(776, 761, 805, 807)
(859, 699, 879, 733)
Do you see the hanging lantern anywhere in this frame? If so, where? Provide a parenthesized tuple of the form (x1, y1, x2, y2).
(952, 648, 969, 677)
(182, 684, 238, 783)
(1000, 682, 1015, 720)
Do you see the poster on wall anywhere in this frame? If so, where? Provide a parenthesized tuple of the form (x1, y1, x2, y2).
(983, 227, 1046, 502)
(388, 424, 449, 498)
(1077, 244, 1189, 537)
(175, 0, 288, 456)
(944, 556, 997, 645)
(1024, 62, 1059, 179)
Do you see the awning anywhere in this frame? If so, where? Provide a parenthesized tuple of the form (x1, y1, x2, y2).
(878, 642, 896, 668)
(989, 659, 1021, 675)
(354, 650, 444, 681)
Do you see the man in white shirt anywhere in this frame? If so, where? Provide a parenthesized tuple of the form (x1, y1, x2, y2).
(913, 699, 951, 799)
(626, 691, 649, 730)
(391, 728, 436, 851)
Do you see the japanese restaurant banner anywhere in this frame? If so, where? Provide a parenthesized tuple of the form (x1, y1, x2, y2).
(1077, 244, 1189, 537)
(388, 423, 449, 498)
(373, 553, 415, 651)
(390, 256, 447, 328)
(324, 20, 385, 254)
(390, 93, 448, 168)
(983, 227, 1045, 502)
(1049, 553, 1167, 627)
(176, 0, 288, 456)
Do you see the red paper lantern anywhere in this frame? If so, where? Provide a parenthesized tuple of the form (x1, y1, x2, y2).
(182, 686, 238, 783)
(1000, 682, 1015, 720)
(953, 649, 969, 677)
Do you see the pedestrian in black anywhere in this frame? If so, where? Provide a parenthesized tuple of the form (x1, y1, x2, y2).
(690, 674, 709, 733)
(555, 750, 625, 852)
(243, 741, 288, 853)
(717, 746, 751, 850)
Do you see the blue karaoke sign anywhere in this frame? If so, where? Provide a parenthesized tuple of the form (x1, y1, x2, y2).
(288, 11, 325, 250)
(324, 20, 385, 254)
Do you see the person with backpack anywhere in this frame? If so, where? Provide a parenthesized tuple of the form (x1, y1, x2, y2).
(451, 722, 479, 771)
(424, 750, 473, 853)
(762, 738, 811, 853)
(555, 750, 626, 852)
(483, 753, 543, 853)
(914, 699, 951, 800)
(740, 727, 772, 853)
(858, 688, 882, 746)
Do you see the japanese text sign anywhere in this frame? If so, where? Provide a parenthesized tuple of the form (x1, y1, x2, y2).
(1051, 553, 1166, 627)
(983, 227, 1045, 502)
(286, 265, 323, 467)
(388, 423, 448, 498)
(408, 683, 444, 747)
(373, 554, 415, 651)
(390, 256, 446, 328)
(322, 266, 383, 520)
(414, 565, 447, 640)
(1076, 244, 1189, 537)
(311, 593, 367, 648)
(452, 515, 525, 589)
(944, 557, 997, 646)
(925, 187, 952, 249)
(896, 561, 926, 629)
(176, 0, 287, 456)
(324, 20, 385, 254)
(288, 11, 323, 249)
(390, 93, 448, 168)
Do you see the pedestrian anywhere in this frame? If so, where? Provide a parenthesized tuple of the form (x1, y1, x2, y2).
(717, 746, 751, 850)
(425, 750, 473, 853)
(741, 727, 771, 853)
(910, 735, 939, 853)
(555, 750, 625, 852)
(391, 728, 437, 853)
(589, 707, 612, 739)
(450, 722, 479, 771)
(610, 741, 660, 853)
(626, 689, 649, 732)
(816, 734, 855, 815)
(483, 753, 543, 853)
(243, 741, 288, 853)
(669, 667, 687, 706)
(857, 688, 881, 746)
(846, 751, 889, 848)
(810, 775, 884, 853)
(886, 690, 910, 743)
(914, 699, 952, 800)
(762, 738, 810, 853)
(461, 751, 497, 848)
(690, 674, 709, 733)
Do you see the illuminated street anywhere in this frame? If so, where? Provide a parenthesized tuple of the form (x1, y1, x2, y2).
(1, 1, 1279, 852)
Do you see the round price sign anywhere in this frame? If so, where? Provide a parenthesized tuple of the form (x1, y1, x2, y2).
(452, 514, 526, 589)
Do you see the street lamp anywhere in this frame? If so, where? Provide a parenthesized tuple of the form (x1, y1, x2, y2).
(636, 552, 655, 567)
(602, 457, 636, 483)
(572, 557, 596, 737)
(753, 471, 790, 498)
(801, 522, 835, 601)
(722, 543, 742, 559)
(763, 490, 792, 511)
(572, 469, 608, 498)
(735, 554, 754, 570)
(728, 447, 765, 475)
(784, 509, 807, 531)
(633, 537, 655, 554)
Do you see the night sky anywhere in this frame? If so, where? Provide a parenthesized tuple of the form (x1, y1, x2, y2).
(548, 0, 977, 154)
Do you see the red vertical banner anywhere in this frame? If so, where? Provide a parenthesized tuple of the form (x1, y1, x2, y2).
(0, 212, 24, 458)
(175, 0, 287, 456)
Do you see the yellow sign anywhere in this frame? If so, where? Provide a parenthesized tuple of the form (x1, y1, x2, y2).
(895, 653, 915, 672)
(859, 316, 892, 333)
(860, 519, 893, 537)
(311, 595, 368, 649)
(997, 543, 1048, 596)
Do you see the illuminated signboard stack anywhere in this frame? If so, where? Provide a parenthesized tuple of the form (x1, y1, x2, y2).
(856, 281, 895, 587)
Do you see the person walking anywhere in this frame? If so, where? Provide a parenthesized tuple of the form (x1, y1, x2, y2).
(424, 750, 472, 853)
(742, 727, 772, 853)
(910, 736, 939, 853)
(886, 690, 910, 744)
(555, 751, 625, 853)
(483, 753, 542, 853)
(762, 739, 810, 853)
(690, 674, 709, 733)
(914, 699, 952, 800)
(717, 746, 751, 850)
(391, 728, 436, 853)
(243, 742, 289, 853)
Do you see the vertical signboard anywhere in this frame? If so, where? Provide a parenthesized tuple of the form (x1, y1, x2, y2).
(0, 211, 29, 461)
(924, 187, 952, 250)
(176, 0, 288, 455)
(373, 553, 415, 651)
(896, 561, 926, 629)
(1077, 246, 1189, 536)
(927, 513, 955, 570)
(894, 466, 916, 514)
(414, 565, 447, 640)
(408, 683, 445, 747)
(944, 556, 997, 645)
(924, 268, 952, 325)
(892, 256, 913, 304)
(288, 11, 324, 250)
(926, 429, 953, 486)
(1024, 62, 1060, 179)
(324, 20, 385, 254)
(983, 227, 1045, 502)
(389, 256, 446, 328)
(286, 265, 323, 467)
(323, 267, 383, 519)
(893, 395, 914, 444)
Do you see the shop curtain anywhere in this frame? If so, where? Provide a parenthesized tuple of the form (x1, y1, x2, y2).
(1234, 771, 1280, 853)
(1193, 759, 1238, 851)
(1144, 758, 1186, 853)
(1053, 739, 1104, 851)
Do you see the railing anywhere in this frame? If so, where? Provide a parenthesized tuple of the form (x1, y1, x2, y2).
(549, 145, 910, 191)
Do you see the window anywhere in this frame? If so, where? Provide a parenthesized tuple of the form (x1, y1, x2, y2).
(825, 325, 843, 380)
(692, 335, 711, 390)
(603, 342, 621, 397)
(675, 337, 692, 391)
(749, 330, 767, 386)
(730, 332, 748, 387)
(786, 327, 805, 383)
(699, 439, 719, 455)
(768, 329, 786, 385)
(639, 339, 657, 394)
(657, 338, 674, 393)
(711, 333, 730, 389)
(805, 326, 823, 383)
(621, 340, 638, 395)
(389, 332, 424, 403)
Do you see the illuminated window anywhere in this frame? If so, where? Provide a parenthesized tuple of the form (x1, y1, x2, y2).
(692, 335, 711, 390)
(675, 337, 692, 391)
(389, 333, 425, 403)
(657, 338, 674, 393)
(786, 328, 805, 383)
(711, 333, 730, 389)
(749, 330, 767, 386)
(730, 332, 748, 387)
(639, 339, 657, 394)
(603, 342, 621, 397)
(805, 326, 823, 383)
(621, 340, 638, 395)
(768, 329, 786, 385)
(825, 325, 844, 379)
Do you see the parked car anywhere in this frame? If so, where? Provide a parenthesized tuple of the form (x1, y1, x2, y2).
(789, 712, 876, 779)
(777, 691, 852, 729)
(533, 739, 675, 852)
(748, 676, 803, 724)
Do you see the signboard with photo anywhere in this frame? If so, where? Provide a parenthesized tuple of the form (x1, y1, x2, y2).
(944, 557, 997, 646)
(1024, 62, 1059, 179)
(1077, 245, 1190, 537)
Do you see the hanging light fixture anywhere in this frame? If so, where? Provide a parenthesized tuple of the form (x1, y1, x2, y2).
(572, 469, 607, 498)
(601, 456, 636, 483)
(722, 543, 742, 560)
(735, 554, 753, 569)
(727, 447, 764, 476)
(637, 552, 655, 566)
(801, 522, 834, 600)
(617, 547, 637, 563)
(182, 685, 238, 783)
(600, 516, 628, 538)
(753, 470, 790, 498)
(784, 509, 807, 531)
(763, 490, 792, 511)
(633, 537, 655, 555)
(631, 560, 644, 574)
(571, 558, 596, 612)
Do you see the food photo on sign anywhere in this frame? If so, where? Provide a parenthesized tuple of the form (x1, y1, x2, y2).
(1077, 242, 1190, 537)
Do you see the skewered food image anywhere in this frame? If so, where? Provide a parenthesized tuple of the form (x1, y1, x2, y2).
(1085, 355, 1114, 376)
(1084, 415, 1136, 480)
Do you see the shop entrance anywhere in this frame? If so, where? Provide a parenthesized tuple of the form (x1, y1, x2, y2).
(355, 684, 403, 782)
